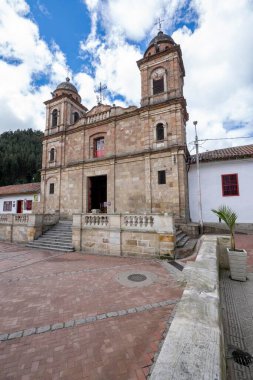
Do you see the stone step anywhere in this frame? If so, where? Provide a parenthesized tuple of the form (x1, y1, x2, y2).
(38, 237, 72, 243)
(48, 226, 72, 231)
(27, 241, 74, 251)
(27, 221, 74, 252)
(45, 231, 72, 236)
(174, 239, 198, 259)
(28, 240, 73, 248)
(176, 235, 190, 248)
(26, 243, 74, 252)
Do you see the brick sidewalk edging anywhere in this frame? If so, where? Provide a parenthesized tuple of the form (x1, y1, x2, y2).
(0, 298, 179, 342)
(150, 235, 226, 380)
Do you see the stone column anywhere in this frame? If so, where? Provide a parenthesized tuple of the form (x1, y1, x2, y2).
(72, 214, 82, 251)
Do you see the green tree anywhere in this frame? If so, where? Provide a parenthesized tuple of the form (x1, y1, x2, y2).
(0, 129, 43, 186)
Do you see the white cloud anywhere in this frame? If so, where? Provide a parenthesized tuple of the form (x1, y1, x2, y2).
(0, 0, 69, 133)
(80, 0, 187, 107)
(173, 0, 253, 150)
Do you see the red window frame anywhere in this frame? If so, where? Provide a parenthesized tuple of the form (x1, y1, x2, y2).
(221, 174, 239, 196)
(94, 137, 105, 158)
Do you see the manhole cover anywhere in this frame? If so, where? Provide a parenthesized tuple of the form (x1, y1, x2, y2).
(127, 274, 147, 282)
(232, 349, 253, 367)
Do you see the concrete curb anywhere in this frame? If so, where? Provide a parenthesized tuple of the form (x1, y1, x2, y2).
(150, 235, 226, 380)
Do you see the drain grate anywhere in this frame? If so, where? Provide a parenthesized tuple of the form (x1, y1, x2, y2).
(127, 274, 147, 282)
(168, 261, 184, 271)
(232, 349, 253, 367)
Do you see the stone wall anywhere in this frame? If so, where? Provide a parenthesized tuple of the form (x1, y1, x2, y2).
(72, 213, 175, 257)
(150, 235, 226, 380)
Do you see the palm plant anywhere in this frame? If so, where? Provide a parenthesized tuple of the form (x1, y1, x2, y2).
(212, 205, 237, 250)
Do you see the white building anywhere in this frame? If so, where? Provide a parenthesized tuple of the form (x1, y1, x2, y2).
(0, 183, 40, 214)
(189, 145, 253, 223)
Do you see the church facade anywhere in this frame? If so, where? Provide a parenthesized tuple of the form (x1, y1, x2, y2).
(39, 31, 189, 223)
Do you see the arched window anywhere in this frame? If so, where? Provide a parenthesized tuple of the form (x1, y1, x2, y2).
(52, 109, 58, 127)
(49, 148, 55, 162)
(151, 67, 165, 95)
(73, 112, 79, 123)
(156, 123, 164, 141)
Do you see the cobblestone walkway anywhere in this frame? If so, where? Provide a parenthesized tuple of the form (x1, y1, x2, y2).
(220, 234, 253, 380)
(0, 242, 184, 380)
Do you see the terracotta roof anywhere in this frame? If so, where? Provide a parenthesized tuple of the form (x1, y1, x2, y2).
(0, 182, 41, 196)
(191, 144, 253, 163)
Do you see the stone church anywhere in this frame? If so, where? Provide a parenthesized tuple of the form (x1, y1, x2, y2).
(40, 30, 189, 224)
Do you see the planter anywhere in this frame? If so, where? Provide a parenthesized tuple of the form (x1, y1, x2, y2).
(227, 248, 247, 282)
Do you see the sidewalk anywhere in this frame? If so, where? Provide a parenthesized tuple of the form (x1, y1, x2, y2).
(220, 234, 253, 379)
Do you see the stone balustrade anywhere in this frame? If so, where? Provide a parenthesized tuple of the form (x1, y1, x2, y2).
(83, 215, 109, 227)
(86, 111, 111, 124)
(73, 213, 175, 257)
(0, 213, 59, 243)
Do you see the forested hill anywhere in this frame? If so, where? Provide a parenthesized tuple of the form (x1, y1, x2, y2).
(0, 129, 43, 186)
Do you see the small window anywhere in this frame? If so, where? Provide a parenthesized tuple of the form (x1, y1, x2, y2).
(156, 123, 164, 141)
(158, 170, 166, 184)
(52, 109, 58, 127)
(3, 201, 12, 211)
(153, 78, 164, 95)
(49, 148, 55, 162)
(94, 137, 105, 158)
(73, 112, 79, 123)
(49, 183, 55, 194)
(222, 174, 239, 196)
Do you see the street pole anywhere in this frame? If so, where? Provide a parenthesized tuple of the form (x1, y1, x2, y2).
(193, 121, 203, 234)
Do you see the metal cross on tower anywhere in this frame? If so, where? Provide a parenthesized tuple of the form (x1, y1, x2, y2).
(155, 17, 164, 32)
(94, 82, 107, 105)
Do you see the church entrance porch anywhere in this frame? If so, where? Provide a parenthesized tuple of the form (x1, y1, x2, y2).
(88, 175, 107, 213)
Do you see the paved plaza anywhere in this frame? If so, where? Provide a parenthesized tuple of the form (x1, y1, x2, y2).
(0, 242, 184, 380)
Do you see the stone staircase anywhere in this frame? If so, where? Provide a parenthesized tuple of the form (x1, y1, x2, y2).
(175, 228, 197, 259)
(27, 220, 74, 252)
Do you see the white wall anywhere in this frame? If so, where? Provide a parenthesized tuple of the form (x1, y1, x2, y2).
(188, 158, 253, 223)
(0, 194, 40, 214)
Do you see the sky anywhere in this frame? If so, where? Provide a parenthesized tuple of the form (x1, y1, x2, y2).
(1, 0, 253, 152)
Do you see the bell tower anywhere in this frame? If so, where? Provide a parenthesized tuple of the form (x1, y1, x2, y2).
(137, 31, 185, 108)
(44, 78, 87, 136)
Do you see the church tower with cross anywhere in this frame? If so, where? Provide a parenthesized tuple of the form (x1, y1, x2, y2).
(40, 28, 189, 230)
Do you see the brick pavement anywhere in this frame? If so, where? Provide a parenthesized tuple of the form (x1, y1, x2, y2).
(0, 242, 184, 380)
(220, 234, 253, 380)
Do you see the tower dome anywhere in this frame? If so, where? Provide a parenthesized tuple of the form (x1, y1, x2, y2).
(53, 77, 81, 102)
(144, 31, 176, 57)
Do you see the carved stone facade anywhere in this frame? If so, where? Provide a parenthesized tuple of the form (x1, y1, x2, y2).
(40, 31, 189, 222)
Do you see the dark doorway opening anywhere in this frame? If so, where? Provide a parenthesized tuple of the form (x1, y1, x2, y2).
(17, 200, 23, 213)
(88, 175, 107, 213)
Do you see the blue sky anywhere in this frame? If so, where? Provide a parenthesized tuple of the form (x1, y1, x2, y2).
(0, 0, 253, 150)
